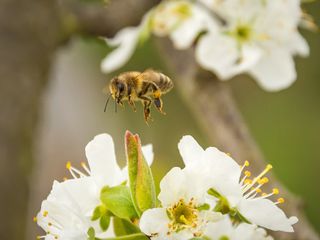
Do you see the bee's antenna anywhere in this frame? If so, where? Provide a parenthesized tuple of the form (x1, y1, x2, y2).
(104, 93, 111, 112)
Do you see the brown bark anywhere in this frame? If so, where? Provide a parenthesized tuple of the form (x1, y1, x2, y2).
(0, 0, 158, 239)
(0, 0, 63, 239)
(154, 38, 319, 240)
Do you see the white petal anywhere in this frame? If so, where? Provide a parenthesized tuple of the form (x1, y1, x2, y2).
(59, 177, 99, 216)
(205, 216, 234, 239)
(101, 27, 140, 73)
(178, 135, 204, 166)
(170, 4, 218, 49)
(202, 147, 243, 206)
(158, 167, 186, 206)
(196, 34, 261, 80)
(290, 32, 309, 57)
(140, 208, 169, 237)
(249, 49, 297, 91)
(238, 198, 295, 232)
(142, 144, 154, 166)
(85, 134, 122, 187)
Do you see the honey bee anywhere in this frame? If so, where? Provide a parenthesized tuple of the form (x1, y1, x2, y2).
(104, 69, 174, 122)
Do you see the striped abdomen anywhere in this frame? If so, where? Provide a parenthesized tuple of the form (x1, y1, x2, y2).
(153, 72, 174, 93)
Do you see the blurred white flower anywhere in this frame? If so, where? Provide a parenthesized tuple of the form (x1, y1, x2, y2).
(140, 167, 222, 239)
(196, 0, 309, 91)
(101, 0, 215, 73)
(178, 135, 298, 232)
(205, 216, 274, 240)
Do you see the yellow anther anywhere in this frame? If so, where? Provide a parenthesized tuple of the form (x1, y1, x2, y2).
(33, 216, 37, 222)
(266, 164, 273, 170)
(245, 171, 251, 177)
(258, 177, 269, 185)
(43, 211, 48, 217)
(277, 198, 285, 204)
(66, 161, 72, 170)
(226, 152, 231, 156)
(255, 188, 262, 193)
(36, 236, 41, 240)
(272, 188, 279, 195)
(261, 192, 267, 196)
(81, 161, 86, 167)
(48, 222, 52, 226)
(244, 160, 250, 167)
(244, 179, 252, 185)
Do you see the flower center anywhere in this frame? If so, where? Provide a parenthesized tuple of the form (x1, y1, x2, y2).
(234, 25, 252, 42)
(167, 199, 198, 232)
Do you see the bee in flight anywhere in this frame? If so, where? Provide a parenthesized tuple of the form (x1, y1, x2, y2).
(104, 69, 174, 122)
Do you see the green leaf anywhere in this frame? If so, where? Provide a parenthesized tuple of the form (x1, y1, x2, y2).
(100, 214, 111, 231)
(125, 131, 156, 216)
(92, 205, 107, 221)
(87, 227, 95, 240)
(113, 217, 141, 236)
(207, 188, 222, 198)
(102, 233, 149, 240)
(197, 203, 210, 211)
(100, 185, 138, 219)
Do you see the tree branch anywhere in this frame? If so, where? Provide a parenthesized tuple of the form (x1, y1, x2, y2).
(154, 38, 319, 240)
(59, 0, 160, 38)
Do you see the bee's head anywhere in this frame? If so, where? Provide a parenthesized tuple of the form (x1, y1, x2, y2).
(109, 77, 126, 103)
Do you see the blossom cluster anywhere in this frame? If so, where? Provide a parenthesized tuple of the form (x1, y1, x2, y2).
(35, 132, 297, 240)
(101, 0, 310, 92)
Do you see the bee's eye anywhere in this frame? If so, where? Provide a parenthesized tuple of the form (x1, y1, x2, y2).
(117, 83, 125, 92)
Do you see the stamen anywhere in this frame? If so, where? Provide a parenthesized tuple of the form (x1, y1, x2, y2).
(276, 197, 285, 205)
(66, 161, 87, 178)
(240, 160, 250, 172)
(33, 216, 37, 222)
(43, 211, 48, 217)
(243, 164, 272, 193)
(257, 188, 280, 200)
(240, 170, 251, 185)
(81, 161, 91, 175)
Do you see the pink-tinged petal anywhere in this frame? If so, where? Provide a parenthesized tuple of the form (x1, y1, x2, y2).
(238, 198, 296, 232)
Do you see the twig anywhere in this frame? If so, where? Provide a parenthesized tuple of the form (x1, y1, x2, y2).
(59, 0, 161, 38)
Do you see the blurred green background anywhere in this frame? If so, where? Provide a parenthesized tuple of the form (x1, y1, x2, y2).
(27, 1, 320, 238)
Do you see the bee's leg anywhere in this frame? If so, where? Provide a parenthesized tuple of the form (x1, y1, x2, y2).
(143, 100, 152, 122)
(153, 97, 165, 115)
(139, 96, 152, 122)
(128, 95, 136, 112)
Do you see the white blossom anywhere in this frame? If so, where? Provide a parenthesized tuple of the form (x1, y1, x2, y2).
(178, 135, 298, 232)
(101, 0, 215, 73)
(140, 167, 222, 239)
(196, 0, 309, 91)
(36, 133, 153, 239)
